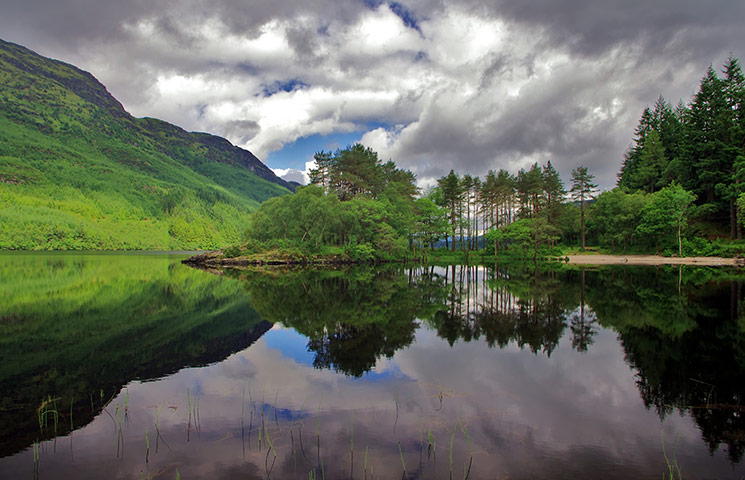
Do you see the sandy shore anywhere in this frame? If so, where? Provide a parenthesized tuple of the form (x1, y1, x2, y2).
(566, 254, 740, 266)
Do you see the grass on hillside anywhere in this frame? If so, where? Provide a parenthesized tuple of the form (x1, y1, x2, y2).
(0, 39, 290, 250)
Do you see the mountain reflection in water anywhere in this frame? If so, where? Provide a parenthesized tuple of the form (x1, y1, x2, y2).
(1, 254, 744, 479)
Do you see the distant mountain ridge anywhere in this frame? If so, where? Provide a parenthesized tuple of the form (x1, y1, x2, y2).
(0, 38, 291, 250)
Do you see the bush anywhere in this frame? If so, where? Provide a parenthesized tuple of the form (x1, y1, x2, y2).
(347, 243, 376, 262)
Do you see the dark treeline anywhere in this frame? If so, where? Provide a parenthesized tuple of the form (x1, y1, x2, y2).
(609, 56, 745, 252)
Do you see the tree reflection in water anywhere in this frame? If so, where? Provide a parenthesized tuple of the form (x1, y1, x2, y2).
(232, 263, 745, 463)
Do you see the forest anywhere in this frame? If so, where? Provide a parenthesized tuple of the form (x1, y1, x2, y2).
(225, 57, 745, 262)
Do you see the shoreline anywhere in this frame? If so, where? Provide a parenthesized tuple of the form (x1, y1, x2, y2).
(566, 254, 741, 266)
(181, 250, 743, 268)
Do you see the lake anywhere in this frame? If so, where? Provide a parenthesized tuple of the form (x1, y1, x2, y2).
(1, 253, 744, 479)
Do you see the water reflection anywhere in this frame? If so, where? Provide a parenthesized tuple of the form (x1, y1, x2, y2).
(2, 255, 745, 479)
(0, 253, 268, 457)
(226, 267, 429, 377)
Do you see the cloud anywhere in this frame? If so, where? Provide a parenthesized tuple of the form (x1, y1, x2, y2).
(2, 0, 744, 189)
(271, 159, 317, 185)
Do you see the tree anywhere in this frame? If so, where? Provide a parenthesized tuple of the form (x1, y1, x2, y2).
(515, 163, 544, 218)
(542, 161, 566, 226)
(570, 166, 597, 250)
(589, 188, 647, 251)
(330, 144, 383, 200)
(413, 197, 449, 250)
(636, 130, 667, 193)
(723, 57, 745, 238)
(437, 170, 463, 252)
(686, 66, 729, 223)
(636, 183, 696, 256)
(309, 151, 333, 191)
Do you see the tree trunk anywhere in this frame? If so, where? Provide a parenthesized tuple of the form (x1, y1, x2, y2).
(678, 221, 682, 257)
(580, 198, 586, 251)
(731, 199, 737, 239)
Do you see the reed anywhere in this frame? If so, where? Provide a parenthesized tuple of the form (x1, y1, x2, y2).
(241, 386, 246, 426)
(264, 418, 277, 457)
(398, 441, 406, 476)
(394, 385, 400, 432)
(116, 401, 123, 458)
(259, 391, 266, 450)
(264, 419, 277, 478)
(195, 393, 200, 432)
(460, 419, 473, 479)
(316, 401, 322, 474)
(145, 429, 150, 463)
(187, 388, 192, 423)
(364, 446, 369, 477)
(297, 400, 310, 464)
(274, 388, 280, 429)
(449, 424, 456, 479)
(427, 427, 437, 456)
(248, 384, 254, 450)
(349, 421, 354, 477)
(661, 430, 683, 480)
(37, 395, 59, 433)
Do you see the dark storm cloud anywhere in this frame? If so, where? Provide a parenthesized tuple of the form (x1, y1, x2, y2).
(220, 119, 260, 145)
(478, 0, 745, 59)
(1, 0, 744, 188)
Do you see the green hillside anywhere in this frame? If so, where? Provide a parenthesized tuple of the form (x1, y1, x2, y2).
(0, 39, 291, 250)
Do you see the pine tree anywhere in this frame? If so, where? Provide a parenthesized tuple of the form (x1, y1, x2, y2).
(309, 151, 333, 191)
(570, 166, 597, 250)
(686, 66, 729, 213)
(723, 57, 745, 237)
(542, 160, 566, 226)
(636, 130, 668, 193)
(437, 170, 463, 252)
(516, 163, 543, 218)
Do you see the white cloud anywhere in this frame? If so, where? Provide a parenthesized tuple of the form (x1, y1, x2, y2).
(270, 159, 318, 185)
(6, 0, 743, 189)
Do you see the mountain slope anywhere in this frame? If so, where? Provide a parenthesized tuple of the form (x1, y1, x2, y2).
(0, 39, 291, 250)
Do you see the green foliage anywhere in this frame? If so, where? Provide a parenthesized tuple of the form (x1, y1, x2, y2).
(413, 197, 449, 249)
(486, 218, 561, 259)
(347, 243, 377, 262)
(243, 147, 420, 261)
(636, 183, 696, 255)
(619, 58, 745, 238)
(588, 188, 648, 251)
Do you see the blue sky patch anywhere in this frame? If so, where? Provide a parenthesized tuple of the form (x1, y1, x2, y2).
(363, 0, 384, 10)
(263, 328, 315, 367)
(262, 79, 309, 96)
(265, 131, 363, 169)
(389, 2, 422, 33)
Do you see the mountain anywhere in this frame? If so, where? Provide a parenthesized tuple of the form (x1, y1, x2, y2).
(0, 39, 292, 250)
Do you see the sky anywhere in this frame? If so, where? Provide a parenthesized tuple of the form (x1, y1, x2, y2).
(2, 0, 744, 189)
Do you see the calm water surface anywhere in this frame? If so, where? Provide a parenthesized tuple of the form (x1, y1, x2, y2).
(1, 253, 744, 479)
